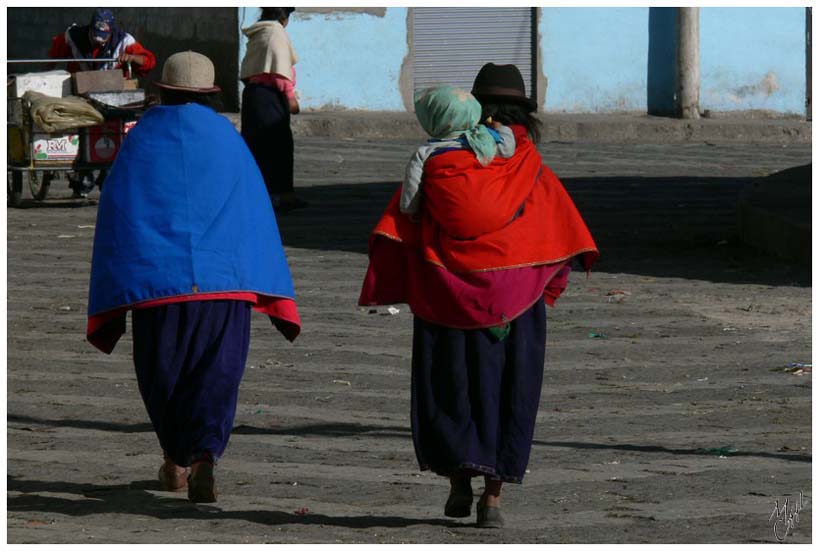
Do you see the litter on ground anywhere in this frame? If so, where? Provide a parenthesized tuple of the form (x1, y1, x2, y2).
(697, 445, 738, 456)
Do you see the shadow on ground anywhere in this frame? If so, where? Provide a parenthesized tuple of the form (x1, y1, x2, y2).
(8, 414, 407, 439)
(531, 440, 810, 463)
(6, 475, 455, 530)
(10, 172, 810, 286)
(10, 414, 809, 464)
(275, 175, 810, 287)
(7, 197, 98, 209)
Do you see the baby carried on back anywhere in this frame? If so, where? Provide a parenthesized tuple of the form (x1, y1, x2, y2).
(400, 86, 516, 215)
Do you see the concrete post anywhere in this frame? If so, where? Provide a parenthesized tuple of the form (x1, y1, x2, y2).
(677, 7, 700, 119)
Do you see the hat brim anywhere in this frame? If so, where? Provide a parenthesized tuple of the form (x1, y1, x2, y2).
(155, 81, 221, 93)
(472, 92, 537, 112)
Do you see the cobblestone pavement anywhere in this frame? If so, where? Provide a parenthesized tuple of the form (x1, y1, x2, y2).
(6, 139, 811, 543)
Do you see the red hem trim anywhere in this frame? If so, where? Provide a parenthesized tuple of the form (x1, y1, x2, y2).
(87, 292, 300, 353)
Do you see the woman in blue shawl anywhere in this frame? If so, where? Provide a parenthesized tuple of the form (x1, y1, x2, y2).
(87, 52, 300, 503)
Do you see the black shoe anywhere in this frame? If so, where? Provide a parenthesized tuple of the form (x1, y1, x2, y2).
(444, 480, 473, 518)
(476, 504, 504, 528)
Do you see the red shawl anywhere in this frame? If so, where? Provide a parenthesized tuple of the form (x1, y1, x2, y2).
(359, 125, 599, 328)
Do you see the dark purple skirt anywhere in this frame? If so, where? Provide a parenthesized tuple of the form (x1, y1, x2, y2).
(132, 300, 251, 467)
(411, 300, 546, 483)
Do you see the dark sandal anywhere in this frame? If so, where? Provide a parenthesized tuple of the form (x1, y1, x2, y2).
(476, 504, 505, 528)
(187, 461, 218, 503)
(444, 481, 473, 518)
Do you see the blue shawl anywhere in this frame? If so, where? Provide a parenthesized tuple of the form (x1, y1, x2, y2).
(87, 103, 299, 352)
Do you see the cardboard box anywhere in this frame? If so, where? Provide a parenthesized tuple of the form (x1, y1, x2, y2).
(73, 69, 124, 95)
(32, 133, 80, 162)
(8, 70, 72, 98)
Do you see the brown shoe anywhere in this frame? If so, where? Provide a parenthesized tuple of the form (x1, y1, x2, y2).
(187, 461, 218, 503)
(158, 460, 188, 492)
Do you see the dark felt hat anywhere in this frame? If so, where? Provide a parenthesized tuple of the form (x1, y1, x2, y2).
(471, 63, 536, 112)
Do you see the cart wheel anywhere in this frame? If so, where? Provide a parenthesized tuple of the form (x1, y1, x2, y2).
(7, 171, 23, 208)
(29, 171, 53, 201)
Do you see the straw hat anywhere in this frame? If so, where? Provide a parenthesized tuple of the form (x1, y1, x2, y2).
(156, 51, 221, 93)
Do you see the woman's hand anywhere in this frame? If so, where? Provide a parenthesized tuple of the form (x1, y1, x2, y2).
(288, 96, 300, 114)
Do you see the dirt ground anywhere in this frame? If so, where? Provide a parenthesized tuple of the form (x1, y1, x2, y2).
(6, 138, 811, 543)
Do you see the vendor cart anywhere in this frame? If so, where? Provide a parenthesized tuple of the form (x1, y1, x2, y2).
(7, 58, 149, 207)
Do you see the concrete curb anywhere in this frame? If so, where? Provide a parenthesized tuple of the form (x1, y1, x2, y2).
(223, 111, 811, 144)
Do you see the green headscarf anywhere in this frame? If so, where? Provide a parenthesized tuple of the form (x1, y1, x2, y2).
(413, 86, 498, 166)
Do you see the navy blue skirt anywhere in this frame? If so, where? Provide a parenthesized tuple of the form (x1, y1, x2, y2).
(241, 82, 294, 196)
(410, 300, 546, 483)
(132, 300, 251, 467)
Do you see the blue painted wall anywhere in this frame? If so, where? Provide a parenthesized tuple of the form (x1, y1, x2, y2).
(700, 8, 805, 113)
(238, 7, 806, 114)
(540, 8, 649, 113)
(239, 7, 407, 110)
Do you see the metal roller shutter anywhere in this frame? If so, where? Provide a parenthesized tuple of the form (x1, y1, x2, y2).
(412, 7, 536, 100)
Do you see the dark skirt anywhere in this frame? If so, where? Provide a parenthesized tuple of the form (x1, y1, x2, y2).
(132, 300, 252, 467)
(240, 82, 294, 196)
(410, 300, 546, 483)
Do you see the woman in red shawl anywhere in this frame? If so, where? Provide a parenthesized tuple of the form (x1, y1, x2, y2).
(359, 64, 599, 528)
